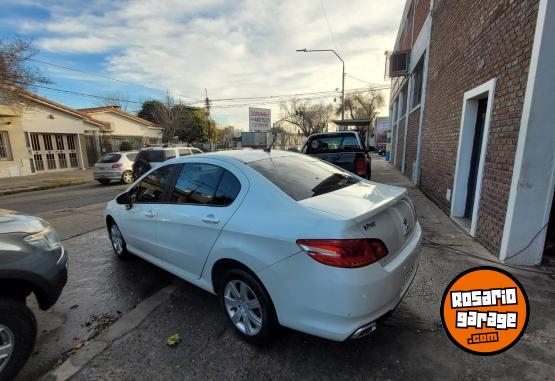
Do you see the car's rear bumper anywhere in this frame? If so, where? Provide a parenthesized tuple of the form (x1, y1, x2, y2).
(257, 222, 421, 342)
(93, 170, 124, 180)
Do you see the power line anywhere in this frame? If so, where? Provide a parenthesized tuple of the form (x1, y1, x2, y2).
(319, 0, 340, 54)
(29, 58, 202, 101)
(15, 82, 144, 104)
(12, 81, 388, 111)
(345, 73, 371, 85)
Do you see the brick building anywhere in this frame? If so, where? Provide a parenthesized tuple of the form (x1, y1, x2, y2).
(388, 0, 554, 265)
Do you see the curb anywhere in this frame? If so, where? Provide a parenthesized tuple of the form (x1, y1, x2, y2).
(40, 281, 180, 381)
(0, 180, 91, 196)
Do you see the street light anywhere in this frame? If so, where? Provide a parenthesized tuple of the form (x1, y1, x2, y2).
(296, 48, 345, 120)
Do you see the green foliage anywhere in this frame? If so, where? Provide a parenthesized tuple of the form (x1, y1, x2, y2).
(137, 100, 164, 124)
(166, 333, 181, 347)
(119, 141, 134, 151)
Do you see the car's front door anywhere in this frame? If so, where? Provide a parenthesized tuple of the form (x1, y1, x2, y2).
(156, 160, 246, 279)
(118, 164, 178, 257)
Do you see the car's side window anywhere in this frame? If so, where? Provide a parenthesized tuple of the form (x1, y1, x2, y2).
(191, 148, 202, 155)
(170, 163, 223, 205)
(179, 149, 191, 156)
(130, 165, 177, 203)
(213, 170, 241, 206)
(164, 149, 177, 160)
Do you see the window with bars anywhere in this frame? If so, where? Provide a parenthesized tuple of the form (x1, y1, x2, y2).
(0, 131, 13, 161)
(43, 134, 53, 150)
(67, 135, 76, 150)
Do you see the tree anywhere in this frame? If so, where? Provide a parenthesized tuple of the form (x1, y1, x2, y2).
(138, 100, 164, 123)
(335, 89, 385, 137)
(137, 94, 184, 142)
(0, 38, 49, 103)
(280, 99, 333, 137)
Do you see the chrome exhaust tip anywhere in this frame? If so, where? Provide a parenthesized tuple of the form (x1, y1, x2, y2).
(351, 322, 377, 339)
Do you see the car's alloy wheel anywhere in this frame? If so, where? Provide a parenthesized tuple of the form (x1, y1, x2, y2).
(109, 223, 129, 258)
(0, 324, 14, 374)
(223, 280, 263, 336)
(121, 171, 134, 184)
(219, 269, 277, 343)
(0, 298, 36, 380)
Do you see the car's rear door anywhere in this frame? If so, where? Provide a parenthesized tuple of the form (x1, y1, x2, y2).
(155, 159, 248, 279)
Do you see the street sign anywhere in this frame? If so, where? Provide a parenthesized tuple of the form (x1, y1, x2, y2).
(249, 107, 271, 131)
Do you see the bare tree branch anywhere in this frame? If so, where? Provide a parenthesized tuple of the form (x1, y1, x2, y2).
(0, 37, 49, 104)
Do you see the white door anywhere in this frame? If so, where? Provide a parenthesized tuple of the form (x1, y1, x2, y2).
(156, 161, 246, 279)
(30, 133, 80, 172)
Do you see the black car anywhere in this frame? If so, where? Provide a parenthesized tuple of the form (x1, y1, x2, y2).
(132, 146, 204, 179)
(0, 210, 67, 381)
(302, 131, 371, 179)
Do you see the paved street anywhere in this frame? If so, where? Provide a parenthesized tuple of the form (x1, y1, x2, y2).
(0, 180, 175, 381)
(7, 158, 552, 381)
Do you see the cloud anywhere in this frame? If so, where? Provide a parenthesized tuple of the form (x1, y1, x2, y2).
(12, 0, 405, 129)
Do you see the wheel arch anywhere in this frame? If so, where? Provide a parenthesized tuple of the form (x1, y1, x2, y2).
(0, 278, 50, 310)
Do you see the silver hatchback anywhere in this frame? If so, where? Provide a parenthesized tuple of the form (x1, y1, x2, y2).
(93, 151, 138, 184)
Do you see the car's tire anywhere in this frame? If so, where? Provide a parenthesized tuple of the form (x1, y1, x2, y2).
(121, 170, 134, 184)
(219, 268, 278, 344)
(0, 298, 37, 381)
(97, 179, 111, 185)
(108, 221, 131, 259)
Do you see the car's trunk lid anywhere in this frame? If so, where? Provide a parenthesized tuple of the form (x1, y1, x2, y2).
(298, 181, 416, 261)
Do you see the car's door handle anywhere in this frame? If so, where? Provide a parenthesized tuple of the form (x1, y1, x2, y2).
(202, 215, 220, 224)
(144, 210, 155, 218)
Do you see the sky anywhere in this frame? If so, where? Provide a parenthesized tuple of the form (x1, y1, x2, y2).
(0, 0, 405, 130)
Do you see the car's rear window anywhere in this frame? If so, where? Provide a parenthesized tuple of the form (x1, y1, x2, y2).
(248, 156, 360, 201)
(304, 134, 361, 154)
(137, 150, 165, 162)
(98, 153, 121, 163)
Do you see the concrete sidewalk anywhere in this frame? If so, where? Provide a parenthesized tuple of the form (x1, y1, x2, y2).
(45, 156, 555, 381)
(0, 169, 93, 196)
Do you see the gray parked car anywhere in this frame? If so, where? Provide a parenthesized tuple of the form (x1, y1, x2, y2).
(93, 151, 138, 185)
(0, 210, 67, 381)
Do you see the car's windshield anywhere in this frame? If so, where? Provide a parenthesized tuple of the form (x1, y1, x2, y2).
(126, 153, 138, 161)
(98, 153, 121, 163)
(304, 134, 362, 154)
(248, 156, 360, 201)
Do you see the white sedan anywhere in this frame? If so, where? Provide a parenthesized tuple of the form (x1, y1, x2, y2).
(104, 150, 421, 342)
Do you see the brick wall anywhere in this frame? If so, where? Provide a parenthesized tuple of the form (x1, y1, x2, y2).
(420, 0, 539, 253)
(405, 109, 420, 180)
(413, 0, 431, 40)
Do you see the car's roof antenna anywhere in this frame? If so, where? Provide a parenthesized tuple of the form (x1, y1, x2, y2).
(263, 133, 276, 153)
(264, 117, 288, 153)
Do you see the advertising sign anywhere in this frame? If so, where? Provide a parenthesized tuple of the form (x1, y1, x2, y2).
(249, 108, 271, 131)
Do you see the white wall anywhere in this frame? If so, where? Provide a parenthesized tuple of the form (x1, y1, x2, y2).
(21, 103, 96, 134)
(89, 112, 162, 139)
(500, 0, 555, 265)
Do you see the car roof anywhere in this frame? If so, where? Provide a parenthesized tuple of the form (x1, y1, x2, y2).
(308, 131, 358, 138)
(169, 149, 300, 164)
(105, 151, 138, 155)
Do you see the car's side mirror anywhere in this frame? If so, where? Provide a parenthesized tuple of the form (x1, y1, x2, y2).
(116, 192, 132, 209)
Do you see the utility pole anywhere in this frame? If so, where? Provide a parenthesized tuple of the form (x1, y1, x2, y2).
(204, 88, 211, 152)
(296, 48, 345, 120)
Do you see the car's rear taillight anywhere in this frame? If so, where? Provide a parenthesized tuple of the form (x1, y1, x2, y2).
(296, 239, 388, 268)
(112, 163, 122, 168)
(355, 156, 367, 177)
